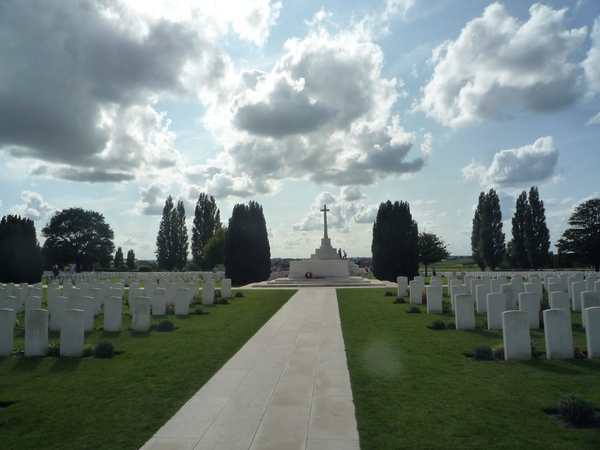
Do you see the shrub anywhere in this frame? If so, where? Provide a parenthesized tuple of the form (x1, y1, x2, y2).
(473, 344, 494, 361)
(166, 305, 175, 315)
(442, 302, 452, 314)
(94, 340, 114, 358)
(492, 344, 505, 360)
(531, 341, 541, 359)
(421, 290, 427, 304)
(408, 306, 421, 314)
(193, 294, 202, 304)
(46, 342, 60, 357)
(194, 307, 204, 315)
(574, 346, 586, 359)
(83, 345, 95, 357)
(384, 291, 394, 297)
(235, 292, 244, 298)
(149, 323, 158, 331)
(431, 320, 446, 330)
(138, 265, 153, 272)
(218, 298, 229, 304)
(558, 394, 595, 426)
(393, 297, 406, 304)
(446, 321, 456, 330)
(157, 319, 175, 332)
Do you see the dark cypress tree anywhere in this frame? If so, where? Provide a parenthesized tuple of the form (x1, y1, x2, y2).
(557, 198, 600, 272)
(510, 191, 529, 269)
(479, 189, 505, 270)
(471, 193, 486, 270)
(114, 247, 124, 269)
(126, 249, 136, 269)
(371, 200, 419, 282)
(225, 201, 271, 285)
(156, 196, 175, 270)
(191, 193, 221, 270)
(0, 215, 43, 283)
(525, 186, 551, 269)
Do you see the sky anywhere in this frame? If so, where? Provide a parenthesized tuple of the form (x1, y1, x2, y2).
(1, 0, 599, 261)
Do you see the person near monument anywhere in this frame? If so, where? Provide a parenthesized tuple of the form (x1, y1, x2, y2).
(343, 250, 347, 259)
(432, 267, 436, 276)
(338, 248, 342, 258)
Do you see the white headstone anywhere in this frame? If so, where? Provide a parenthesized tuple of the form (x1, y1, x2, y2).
(571, 281, 586, 311)
(397, 276, 408, 296)
(549, 291, 570, 310)
(502, 311, 531, 361)
(454, 294, 475, 330)
(25, 309, 48, 357)
(175, 288, 189, 316)
(60, 309, 84, 357)
(487, 293, 506, 330)
(104, 296, 122, 332)
(409, 280, 424, 305)
(518, 292, 540, 330)
(131, 296, 150, 332)
(581, 291, 600, 327)
(501, 284, 516, 310)
(202, 281, 215, 306)
(152, 288, 167, 316)
(475, 283, 490, 313)
(426, 285, 443, 314)
(584, 306, 600, 358)
(543, 308, 573, 360)
(48, 295, 67, 332)
(221, 279, 232, 299)
(0, 308, 16, 356)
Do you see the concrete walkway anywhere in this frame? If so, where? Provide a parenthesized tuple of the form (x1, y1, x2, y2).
(140, 287, 360, 450)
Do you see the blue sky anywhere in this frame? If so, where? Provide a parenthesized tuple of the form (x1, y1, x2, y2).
(1, 0, 599, 261)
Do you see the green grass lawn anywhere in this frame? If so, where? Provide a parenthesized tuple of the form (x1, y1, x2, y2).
(0, 289, 294, 450)
(337, 288, 600, 450)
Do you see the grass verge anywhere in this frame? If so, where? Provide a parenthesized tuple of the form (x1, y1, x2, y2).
(0, 289, 293, 450)
(337, 288, 599, 450)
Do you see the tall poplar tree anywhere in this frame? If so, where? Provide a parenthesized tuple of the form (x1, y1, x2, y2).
(510, 191, 529, 269)
(126, 249, 136, 269)
(191, 193, 221, 269)
(525, 186, 551, 268)
(225, 201, 271, 285)
(371, 200, 419, 282)
(114, 247, 124, 268)
(471, 192, 486, 270)
(479, 189, 505, 270)
(156, 196, 175, 270)
(173, 200, 189, 270)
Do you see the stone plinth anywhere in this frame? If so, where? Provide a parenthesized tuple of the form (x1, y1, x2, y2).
(502, 311, 531, 361)
(60, 309, 84, 357)
(222, 279, 232, 299)
(289, 259, 349, 280)
(310, 237, 339, 260)
(543, 308, 573, 359)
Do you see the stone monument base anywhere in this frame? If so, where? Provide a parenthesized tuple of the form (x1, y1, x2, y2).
(289, 259, 349, 279)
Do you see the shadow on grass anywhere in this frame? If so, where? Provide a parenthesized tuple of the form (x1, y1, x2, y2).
(175, 315, 191, 320)
(464, 329, 502, 338)
(131, 332, 151, 338)
(523, 360, 583, 375)
(49, 357, 81, 372)
(101, 331, 121, 339)
(10, 357, 43, 372)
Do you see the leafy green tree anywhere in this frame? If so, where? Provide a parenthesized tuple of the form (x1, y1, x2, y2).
(0, 215, 43, 283)
(156, 196, 175, 270)
(42, 208, 115, 272)
(191, 193, 221, 270)
(418, 232, 450, 276)
(155, 196, 189, 271)
(557, 198, 600, 271)
(471, 192, 486, 270)
(525, 186, 551, 268)
(126, 249, 136, 269)
(371, 200, 419, 282)
(202, 227, 227, 270)
(510, 191, 529, 269)
(225, 201, 271, 285)
(114, 247, 124, 268)
(479, 189, 505, 270)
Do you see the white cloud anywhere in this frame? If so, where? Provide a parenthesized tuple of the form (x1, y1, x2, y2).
(10, 191, 56, 221)
(0, 1, 281, 184)
(587, 111, 600, 125)
(383, 0, 415, 20)
(417, 3, 587, 127)
(582, 17, 600, 96)
(291, 189, 378, 232)
(462, 136, 559, 188)
(203, 25, 424, 194)
(135, 181, 171, 215)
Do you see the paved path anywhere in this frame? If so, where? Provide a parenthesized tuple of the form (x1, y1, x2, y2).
(141, 287, 360, 450)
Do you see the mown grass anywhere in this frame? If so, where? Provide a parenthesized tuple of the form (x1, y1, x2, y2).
(0, 289, 294, 450)
(337, 288, 599, 450)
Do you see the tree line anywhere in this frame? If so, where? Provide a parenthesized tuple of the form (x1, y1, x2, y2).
(1, 189, 599, 284)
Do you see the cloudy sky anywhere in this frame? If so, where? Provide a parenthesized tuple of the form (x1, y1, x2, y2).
(1, 0, 599, 261)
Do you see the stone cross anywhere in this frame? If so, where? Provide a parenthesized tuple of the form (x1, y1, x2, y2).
(321, 204, 330, 239)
